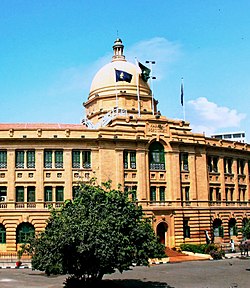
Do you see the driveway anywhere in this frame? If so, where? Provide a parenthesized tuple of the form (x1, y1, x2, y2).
(0, 258, 249, 288)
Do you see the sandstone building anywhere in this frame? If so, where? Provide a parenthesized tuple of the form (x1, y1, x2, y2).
(0, 39, 249, 252)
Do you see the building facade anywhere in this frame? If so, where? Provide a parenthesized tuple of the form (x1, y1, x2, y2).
(0, 39, 249, 253)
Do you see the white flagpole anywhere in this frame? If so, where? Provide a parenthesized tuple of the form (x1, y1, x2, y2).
(135, 58, 140, 117)
(114, 69, 118, 109)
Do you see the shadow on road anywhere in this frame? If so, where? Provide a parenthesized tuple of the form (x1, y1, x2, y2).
(101, 279, 175, 288)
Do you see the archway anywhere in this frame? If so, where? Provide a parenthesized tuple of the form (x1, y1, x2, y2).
(213, 218, 223, 238)
(228, 218, 237, 237)
(156, 222, 168, 246)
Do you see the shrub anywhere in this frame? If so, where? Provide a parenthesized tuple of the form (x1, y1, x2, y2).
(180, 244, 207, 254)
(210, 249, 225, 260)
(180, 243, 221, 255)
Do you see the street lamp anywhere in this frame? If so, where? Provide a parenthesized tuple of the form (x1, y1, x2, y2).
(146, 61, 156, 115)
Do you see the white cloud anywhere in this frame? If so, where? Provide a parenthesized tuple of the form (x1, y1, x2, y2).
(126, 37, 181, 80)
(187, 97, 246, 136)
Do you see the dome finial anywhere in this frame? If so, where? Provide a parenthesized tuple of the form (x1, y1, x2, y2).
(112, 38, 126, 62)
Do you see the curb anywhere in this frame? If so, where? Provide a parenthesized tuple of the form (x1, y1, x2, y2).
(225, 254, 249, 259)
(0, 266, 31, 269)
(149, 257, 169, 265)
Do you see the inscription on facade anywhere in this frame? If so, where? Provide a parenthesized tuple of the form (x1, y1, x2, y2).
(148, 124, 167, 133)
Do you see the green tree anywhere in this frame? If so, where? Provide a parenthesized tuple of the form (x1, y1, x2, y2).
(25, 180, 165, 287)
(240, 218, 250, 239)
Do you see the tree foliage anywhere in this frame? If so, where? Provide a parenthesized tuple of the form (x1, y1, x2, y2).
(24, 180, 165, 287)
(240, 218, 250, 239)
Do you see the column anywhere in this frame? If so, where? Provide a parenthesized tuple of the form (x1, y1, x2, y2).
(64, 149, 72, 200)
(232, 159, 238, 202)
(218, 157, 225, 201)
(137, 149, 148, 200)
(189, 151, 197, 203)
(36, 149, 44, 208)
(7, 149, 15, 209)
(115, 148, 124, 187)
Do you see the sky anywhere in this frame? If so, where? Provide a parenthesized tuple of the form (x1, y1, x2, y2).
(0, 1, 250, 141)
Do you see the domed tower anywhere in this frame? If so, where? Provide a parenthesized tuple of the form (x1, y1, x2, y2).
(83, 38, 158, 127)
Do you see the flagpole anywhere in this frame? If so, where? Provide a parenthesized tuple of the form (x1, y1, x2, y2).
(146, 60, 156, 115)
(135, 58, 140, 117)
(114, 69, 118, 109)
(181, 78, 186, 121)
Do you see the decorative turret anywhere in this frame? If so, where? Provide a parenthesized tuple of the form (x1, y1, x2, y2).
(112, 38, 125, 62)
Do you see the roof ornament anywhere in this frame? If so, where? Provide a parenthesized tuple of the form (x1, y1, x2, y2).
(112, 38, 125, 62)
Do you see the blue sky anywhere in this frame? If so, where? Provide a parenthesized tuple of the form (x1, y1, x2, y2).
(1, 1, 250, 141)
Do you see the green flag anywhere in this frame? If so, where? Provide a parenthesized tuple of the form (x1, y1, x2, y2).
(138, 62, 151, 82)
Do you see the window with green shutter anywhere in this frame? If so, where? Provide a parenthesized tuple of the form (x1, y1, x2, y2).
(123, 151, 128, 169)
(15, 151, 24, 168)
(72, 150, 81, 168)
(180, 153, 189, 171)
(16, 223, 35, 244)
(0, 225, 6, 244)
(183, 219, 191, 238)
(0, 150, 7, 169)
(56, 186, 64, 202)
(160, 186, 165, 202)
(82, 151, 91, 168)
(150, 186, 156, 202)
(123, 151, 136, 169)
(131, 186, 137, 201)
(44, 150, 52, 168)
(55, 150, 63, 168)
(27, 150, 35, 168)
(130, 151, 136, 169)
(185, 186, 190, 202)
(0, 186, 7, 201)
(149, 142, 165, 170)
(16, 186, 24, 202)
(44, 186, 53, 202)
(27, 186, 35, 202)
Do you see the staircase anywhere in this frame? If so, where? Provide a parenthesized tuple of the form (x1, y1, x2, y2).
(165, 247, 187, 257)
(82, 107, 127, 129)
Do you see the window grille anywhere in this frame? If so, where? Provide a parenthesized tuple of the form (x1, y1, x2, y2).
(27, 150, 35, 168)
(55, 151, 63, 168)
(15, 151, 24, 168)
(44, 150, 52, 168)
(16, 186, 24, 202)
(72, 150, 81, 168)
(0, 151, 7, 169)
(150, 186, 156, 201)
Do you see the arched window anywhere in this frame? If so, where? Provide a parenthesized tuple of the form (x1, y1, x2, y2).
(16, 223, 35, 244)
(149, 142, 165, 170)
(0, 224, 6, 244)
(229, 218, 238, 236)
(213, 218, 224, 237)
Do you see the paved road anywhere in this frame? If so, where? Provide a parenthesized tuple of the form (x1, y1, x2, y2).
(0, 258, 249, 288)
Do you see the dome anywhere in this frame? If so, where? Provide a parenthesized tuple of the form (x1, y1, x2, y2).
(88, 39, 151, 99)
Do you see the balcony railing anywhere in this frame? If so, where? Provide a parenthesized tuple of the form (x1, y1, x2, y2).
(0, 200, 249, 209)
